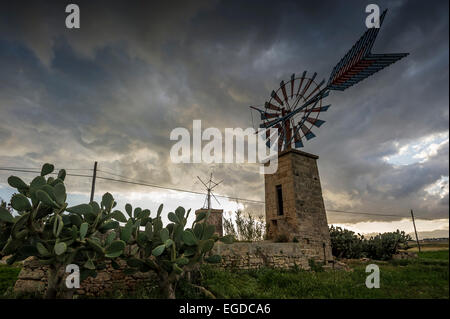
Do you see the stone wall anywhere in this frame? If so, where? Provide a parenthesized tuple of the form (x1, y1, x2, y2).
(211, 241, 325, 270)
(264, 149, 333, 262)
(14, 241, 328, 297)
(14, 257, 156, 297)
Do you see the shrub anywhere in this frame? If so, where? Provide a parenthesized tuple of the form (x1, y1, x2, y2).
(223, 210, 265, 242)
(364, 230, 411, 260)
(329, 226, 411, 260)
(329, 226, 365, 259)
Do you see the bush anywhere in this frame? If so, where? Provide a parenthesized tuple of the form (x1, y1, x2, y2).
(329, 226, 411, 260)
(329, 226, 365, 259)
(223, 211, 265, 242)
(364, 230, 411, 260)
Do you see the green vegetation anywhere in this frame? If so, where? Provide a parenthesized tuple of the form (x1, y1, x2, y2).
(223, 210, 265, 242)
(0, 163, 446, 299)
(0, 163, 232, 299)
(195, 250, 448, 299)
(116, 204, 233, 299)
(1, 250, 447, 299)
(0, 264, 21, 296)
(329, 226, 412, 260)
(0, 164, 127, 298)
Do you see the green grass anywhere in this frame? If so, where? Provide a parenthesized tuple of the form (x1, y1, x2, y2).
(196, 250, 449, 299)
(418, 250, 449, 260)
(0, 264, 21, 296)
(0, 250, 447, 299)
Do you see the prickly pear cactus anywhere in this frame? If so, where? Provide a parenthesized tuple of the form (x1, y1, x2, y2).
(118, 204, 233, 298)
(0, 163, 126, 298)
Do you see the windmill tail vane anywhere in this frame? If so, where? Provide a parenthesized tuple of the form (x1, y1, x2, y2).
(250, 8, 408, 152)
(327, 9, 409, 91)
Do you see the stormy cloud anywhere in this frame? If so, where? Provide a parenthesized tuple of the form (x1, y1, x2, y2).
(0, 0, 448, 231)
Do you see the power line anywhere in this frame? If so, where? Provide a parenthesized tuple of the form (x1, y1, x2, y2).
(0, 167, 438, 219)
(0, 167, 264, 204)
(0, 167, 92, 171)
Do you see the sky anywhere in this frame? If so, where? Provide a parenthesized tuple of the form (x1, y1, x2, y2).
(0, 0, 448, 238)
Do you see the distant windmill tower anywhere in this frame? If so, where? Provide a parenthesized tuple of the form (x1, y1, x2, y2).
(195, 173, 224, 236)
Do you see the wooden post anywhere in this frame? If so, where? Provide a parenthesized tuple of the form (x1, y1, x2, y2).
(410, 209, 421, 252)
(90, 161, 98, 203)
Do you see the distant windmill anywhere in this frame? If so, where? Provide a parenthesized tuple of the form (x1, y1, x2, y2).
(197, 173, 223, 210)
(195, 173, 224, 236)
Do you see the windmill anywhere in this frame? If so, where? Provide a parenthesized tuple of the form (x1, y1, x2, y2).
(195, 173, 224, 236)
(256, 9, 408, 261)
(197, 173, 223, 210)
(250, 9, 408, 152)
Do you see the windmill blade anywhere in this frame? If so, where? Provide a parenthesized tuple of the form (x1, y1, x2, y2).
(305, 79, 325, 100)
(259, 117, 280, 129)
(261, 112, 281, 120)
(211, 179, 223, 188)
(303, 117, 326, 127)
(290, 73, 295, 98)
(265, 124, 280, 148)
(211, 192, 221, 205)
(280, 80, 289, 105)
(265, 101, 282, 111)
(300, 72, 317, 97)
(294, 130, 303, 148)
(296, 70, 307, 97)
(271, 90, 284, 106)
(249, 105, 266, 119)
(300, 125, 316, 140)
(327, 9, 408, 91)
(197, 176, 209, 189)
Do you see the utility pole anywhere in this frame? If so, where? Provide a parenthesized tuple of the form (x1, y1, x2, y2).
(410, 209, 421, 252)
(90, 161, 98, 203)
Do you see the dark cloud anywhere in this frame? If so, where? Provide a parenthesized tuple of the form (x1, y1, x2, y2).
(0, 0, 448, 225)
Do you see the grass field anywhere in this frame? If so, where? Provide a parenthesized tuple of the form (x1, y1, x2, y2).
(1, 250, 448, 299)
(407, 240, 449, 252)
(192, 250, 448, 299)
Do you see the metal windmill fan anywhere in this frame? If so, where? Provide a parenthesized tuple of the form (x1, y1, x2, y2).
(252, 71, 329, 151)
(250, 9, 408, 152)
(197, 173, 223, 210)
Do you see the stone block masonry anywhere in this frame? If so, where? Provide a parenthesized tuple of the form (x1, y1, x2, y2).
(211, 242, 323, 270)
(265, 149, 333, 263)
(14, 257, 157, 298)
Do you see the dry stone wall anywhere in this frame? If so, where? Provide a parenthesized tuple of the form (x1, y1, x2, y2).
(14, 257, 156, 297)
(14, 242, 325, 297)
(212, 242, 322, 270)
